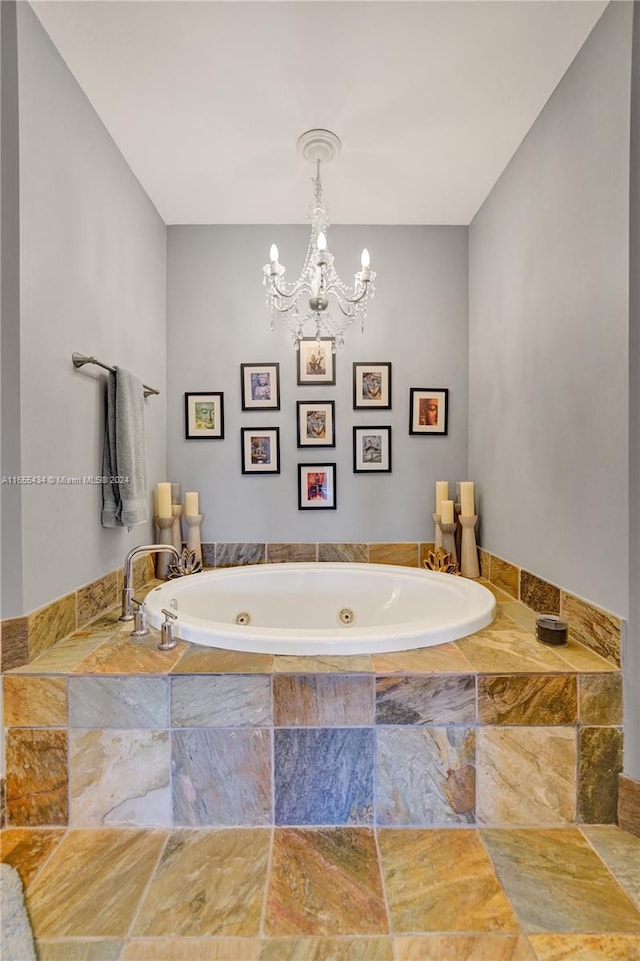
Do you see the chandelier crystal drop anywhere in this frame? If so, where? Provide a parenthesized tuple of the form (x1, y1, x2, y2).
(263, 130, 376, 350)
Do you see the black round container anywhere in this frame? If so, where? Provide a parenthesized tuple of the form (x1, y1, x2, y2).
(535, 614, 568, 646)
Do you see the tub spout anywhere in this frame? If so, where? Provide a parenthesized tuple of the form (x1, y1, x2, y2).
(120, 544, 181, 621)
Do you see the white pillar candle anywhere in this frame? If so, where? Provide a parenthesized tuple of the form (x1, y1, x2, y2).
(185, 491, 199, 516)
(156, 482, 172, 519)
(460, 481, 475, 517)
(171, 483, 181, 504)
(435, 481, 449, 516)
(441, 499, 454, 525)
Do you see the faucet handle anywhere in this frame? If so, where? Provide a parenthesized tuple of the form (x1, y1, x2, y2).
(130, 598, 149, 638)
(158, 608, 178, 651)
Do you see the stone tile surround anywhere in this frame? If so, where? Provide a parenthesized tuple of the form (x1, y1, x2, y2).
(3, 600, 622, 830)
(477, 548, 623, 667)
(1, 540, 630, 834)
(0, 554, 155, 671)
(1, 541, 623, 669)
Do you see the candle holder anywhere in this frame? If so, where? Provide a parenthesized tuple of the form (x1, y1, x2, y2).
(185, 513, 203, 565)
(459, 514, 480, 578)
(432, 512, 443, 551)
(440, 521, 457, 563)
(155, 516, 175, 579)
(454, 502, 463, 560)
(171, 504, 183, 553)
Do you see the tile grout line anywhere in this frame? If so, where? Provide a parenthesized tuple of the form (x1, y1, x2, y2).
(258, 826, 276, 943)
(258, 670, 276, 942)
(20, 826, 70, 896)
(475, 828, 524, 935)
(373, 828, 396, 957)
(577, 826, 640, 913)
(109, 657, 173, 951)
(121, 828, 171, 947)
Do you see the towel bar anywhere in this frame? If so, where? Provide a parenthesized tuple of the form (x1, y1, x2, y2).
(72, 352, 159, 398)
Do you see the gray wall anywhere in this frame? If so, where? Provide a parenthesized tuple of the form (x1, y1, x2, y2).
(627, 0, 639, 779)
(167, 225, 469, 543)
(469, 1, 632, 619)
(1, 2, 22, 619)
(5, 4, 168, 615)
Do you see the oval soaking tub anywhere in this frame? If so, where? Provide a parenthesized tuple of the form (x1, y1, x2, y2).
(144, 563, 496, 656)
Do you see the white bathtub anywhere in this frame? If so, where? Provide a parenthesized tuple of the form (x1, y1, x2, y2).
(144, 563, 496, 656)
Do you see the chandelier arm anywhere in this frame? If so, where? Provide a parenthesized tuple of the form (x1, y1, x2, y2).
(271, 300, 302, 315)
(324, 282, 370, 306)
(334, 299, 356, 319)
(270, 278, 313, 301)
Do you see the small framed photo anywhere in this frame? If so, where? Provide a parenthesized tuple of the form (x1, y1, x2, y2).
(353, 362, 392, 409)
(409, 388, 449, 435)
(240, 427, 280, 474)
(240, 363, 280, 411)
(298, 463, 337, 510)
(296, 400, 335, 448)
(297, 338, 336, 386)
(353, 426, 392, 473)
(185, 392, 225, 439)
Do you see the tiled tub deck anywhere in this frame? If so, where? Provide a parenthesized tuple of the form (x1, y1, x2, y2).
(2, 581, 623, 830)
(3, 580, 640, 961)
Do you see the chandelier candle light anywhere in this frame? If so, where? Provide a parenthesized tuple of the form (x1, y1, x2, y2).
(263, 130, 376, 350)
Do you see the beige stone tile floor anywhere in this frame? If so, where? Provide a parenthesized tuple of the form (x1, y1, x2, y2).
(2, 825, 639, 961)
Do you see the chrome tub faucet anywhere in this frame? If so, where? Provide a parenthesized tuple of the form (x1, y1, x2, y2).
(120, 544, 181, 621)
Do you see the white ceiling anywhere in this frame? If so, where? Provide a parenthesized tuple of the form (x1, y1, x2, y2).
(29, 1, 608, 226)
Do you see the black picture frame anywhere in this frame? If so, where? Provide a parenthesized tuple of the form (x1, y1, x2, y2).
(240, 363, 281, 411)
(296, 400, 336, 448)
(409, 388, 449, 435)
(240, 427, 280, 474)
(353, 362, 392, 410)
(353, 426, 392, 473)
(298, 463, 337, 510)
(184, 392, 225, 439)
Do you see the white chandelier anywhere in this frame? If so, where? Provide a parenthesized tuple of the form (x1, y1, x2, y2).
(263, 129, 376, 350)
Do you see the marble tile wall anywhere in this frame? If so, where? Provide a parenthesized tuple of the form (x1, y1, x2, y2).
(3, 665, 623, 829)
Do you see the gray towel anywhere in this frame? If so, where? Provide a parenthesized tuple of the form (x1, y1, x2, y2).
(101, 367, 149, 528)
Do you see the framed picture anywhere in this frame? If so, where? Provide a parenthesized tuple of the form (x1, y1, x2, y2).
(185, 392, 225, 439)
(353, 362, 392, 410)
(240, 427, 280, 474)
(353, 426, 392, 473)
(298, 463, 337, 510)
(409, 388, 449, 435)
(296, 400, 335, 448)
(297, 338, 336, 386)
(240, 363, 280, 411)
